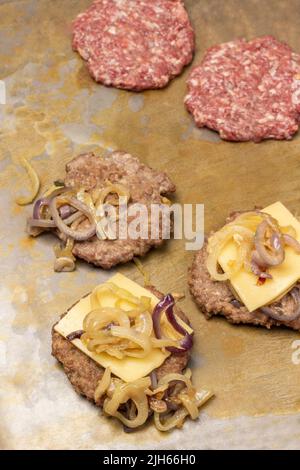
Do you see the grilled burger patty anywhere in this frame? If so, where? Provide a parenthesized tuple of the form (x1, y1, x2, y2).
(62, 151, 176, 269)
(189, 240, 300, 331)
(52, 287, 190, 407)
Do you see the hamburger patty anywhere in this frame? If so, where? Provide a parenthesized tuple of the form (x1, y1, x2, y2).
(189, 241, 300, 331)
(63, 151, 176, 269)
(72, 0, 195, 91)
(185, 36, 300, 142)
(52, 287, 190, 407)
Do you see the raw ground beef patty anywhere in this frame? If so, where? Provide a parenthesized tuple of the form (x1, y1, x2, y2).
(52, 287, 190, 407)
(188, 240, 300, 332)
(185, 36, 300, 142)
(64, 151, 176, 268)
(72, 0, 195, 91)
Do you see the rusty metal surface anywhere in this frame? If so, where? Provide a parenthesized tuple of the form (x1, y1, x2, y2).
(1, 0, 300, 450)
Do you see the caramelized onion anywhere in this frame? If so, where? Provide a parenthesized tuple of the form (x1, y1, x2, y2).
(66, 330, 84, 341)
(152, 294, 174, 339)
(82, 284, 193, 361)
(153, 294, 193, 354)
(255, 220, 284, 266)
(50, 196, 96, 241)
(207, 226, 254, 281)
(153, 374, 213, 432)
(27, 218, 55, 229)
(207, 210, 300, 283)
(179, 393, 200, 420)
(63, 211, 84, 226)
(16, 156, 40, 206)
(29, 189, 76, 235)
(167, 335, 193, 355)
(250, 250, 272, 279)
(81, 285, 156, 359)
(94, 368, 111, 404)
(27, 182, 132, 273)
(54, 257, 76, 272)
(95, 183, 131, 213)
(33, 198, 49, 219)
(103, 377, 151, 429)
(53, 238, 75, 272)
(134, 312, 153, 336)
(261, 286, 300, 322)
(92, 365, 212, 431)
(283, 234, 300, 253)
(150, 370, 158, 389)
(59, 204, 77, 220)
(110, 326, 152, 358)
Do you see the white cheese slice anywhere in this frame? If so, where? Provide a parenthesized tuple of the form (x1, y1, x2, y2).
(218, 201, 300, 312)
(55, 273, 191, 382)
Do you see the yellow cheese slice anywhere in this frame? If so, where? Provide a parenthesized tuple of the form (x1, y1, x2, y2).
(54, 273, 191, 382)
(218, 201, 300, 312)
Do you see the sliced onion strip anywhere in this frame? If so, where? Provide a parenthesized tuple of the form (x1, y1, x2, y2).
(110, 326, 152, 358)
(16, 156, 40, 206)
(207, 210, 300, 282)
(153, 295, 193, 354)
(50, 196, 96, 241)
(103, 377, 151, 429)
(27, 218, 56, 229)
(94, 367, 111, 404)
(283, 234, 300, 253)
(255, 220, 285, 266)
(207, 226, 255, 281)
(153, 389, 213, 432)
(261, 286, 300, 322)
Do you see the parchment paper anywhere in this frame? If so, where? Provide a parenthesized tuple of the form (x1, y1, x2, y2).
(1, 0, 300, 450)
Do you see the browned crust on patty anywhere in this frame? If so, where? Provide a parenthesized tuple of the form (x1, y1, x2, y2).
(52, 286, 190, 407)
(188, 241, 300, 331)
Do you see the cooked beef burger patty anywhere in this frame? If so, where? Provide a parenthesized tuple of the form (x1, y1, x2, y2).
(189, 241, 300, 331)
(185, 36, 300, 142)
(52, 287, 190, 407)
(67, 152, 175, 268)
(28, 151, 176, 270)
(72, 0, 195, 91)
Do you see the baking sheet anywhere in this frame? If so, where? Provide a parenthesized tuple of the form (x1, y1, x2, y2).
(1, 0, 300, 450)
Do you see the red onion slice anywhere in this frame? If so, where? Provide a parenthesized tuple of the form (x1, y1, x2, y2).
(255, 220, 285, 267)
(166, 333, 194, 354)
(283, 234, 300, 254)
(250, 250, 273, 279)
(63, 211, 83, 226)
(271, 233, 282, 252)
(165, 304, 187, 337)
(33, 198, 49, 219)
(31, 188, 71, 225)
(152, 294, 193, 354)
(153, 294, 174, 339)
(261, 287, 300, 322)
(27, 218, 56, 228)
(261, 305, 300, 322)
(59, 204, 77, 220)
(66, 330, 84, 341)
